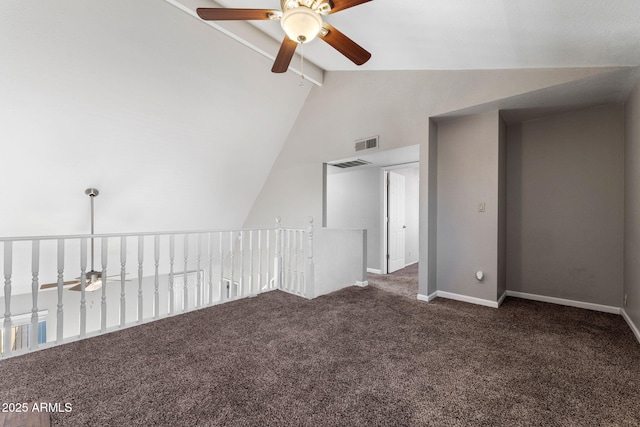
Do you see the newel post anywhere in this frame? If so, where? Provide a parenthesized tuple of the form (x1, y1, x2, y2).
(274, 217, 283, 290)
(3, 242, 13, 357)
(305, 216, 315, 299)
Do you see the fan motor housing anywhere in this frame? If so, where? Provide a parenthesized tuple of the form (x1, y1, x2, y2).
(282, 0, 332, 14)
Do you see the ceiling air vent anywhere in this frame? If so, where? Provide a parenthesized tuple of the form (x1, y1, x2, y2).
(330, 159, 371, 169)
(355, 136, 379, 152)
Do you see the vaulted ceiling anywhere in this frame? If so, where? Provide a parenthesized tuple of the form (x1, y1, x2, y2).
(169, 0, 640, 76)
(2, 0, 640, 235)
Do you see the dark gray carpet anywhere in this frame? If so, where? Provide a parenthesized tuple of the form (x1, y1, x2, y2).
(0, 284, 639, 426)
(368, 263, 419, 298)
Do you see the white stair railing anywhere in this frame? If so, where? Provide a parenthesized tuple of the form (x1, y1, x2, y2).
(0, 219, 310, 359)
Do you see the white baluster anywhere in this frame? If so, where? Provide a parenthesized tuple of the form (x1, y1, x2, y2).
(249, 230, 254, 295)
(196, 234, 202, 308)
(229, 231, 235, 299)
(120, 236, 127, 327)
(239, 231, 244, 298)
(298, 230, 305, 295)
(154, 235, 160, 319)
(137, 236, 144, 323)
(274, 217, 282, 290)
(56, 239, 64, 344)
(30, 240, 40, 350)
(3, 242, 13, 357)
(266, 229, 271, 290)
(218, 232, 224, 302)
(286, 229, 292, 292)
(208, 233, 214, 305)
(79, 238, 87, 337)
(183, 234, 189, 312)
(100, 237, 108, 333)
(257, 230, 263, 293)
(169, 235, 175, 315)
(292, 230, 298, 294)
(306, 217, 315, 298)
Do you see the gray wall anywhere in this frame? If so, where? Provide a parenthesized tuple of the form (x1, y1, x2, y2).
(326, 165, 420, 272)
(497, 115, 508, 300)
(625, 78, 640, 332)
(436, 111, 502, 303)
(506, 104, 625, 306)
(242, 68, 628, 304)
(243, 68, 614, 231)
(243, 68, 618, 308)
(326, 167, 381, 270)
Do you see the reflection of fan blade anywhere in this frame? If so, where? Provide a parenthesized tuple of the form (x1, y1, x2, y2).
(196, 8, 280, 21)
(40, 280, 81, 290)
(40, 272, 131, 290)
(272, 36, 298, 73)
(330, 0, 372, 14)
(319, 23, 371, 65)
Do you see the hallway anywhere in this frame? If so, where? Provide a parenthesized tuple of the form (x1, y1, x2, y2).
(367, 263, 418, 299)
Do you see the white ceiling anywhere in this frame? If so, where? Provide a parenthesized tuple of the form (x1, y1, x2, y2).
(191, 0, 640, 72)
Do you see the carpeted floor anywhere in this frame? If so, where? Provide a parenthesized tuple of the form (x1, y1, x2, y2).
(367, 263, 419, 298)
(0, 281, 638, 426)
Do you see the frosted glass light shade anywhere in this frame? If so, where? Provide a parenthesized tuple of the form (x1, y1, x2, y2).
(281, 7, 322, 43)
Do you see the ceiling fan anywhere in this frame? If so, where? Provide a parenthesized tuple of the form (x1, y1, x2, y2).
(40, 188, 129, 292)
(196, 0, 372, 73)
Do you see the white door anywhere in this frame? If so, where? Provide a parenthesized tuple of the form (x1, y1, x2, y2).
(387, 171, 406, 273)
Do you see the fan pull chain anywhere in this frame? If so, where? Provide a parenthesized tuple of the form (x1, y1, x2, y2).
(299, 42, 305, 87)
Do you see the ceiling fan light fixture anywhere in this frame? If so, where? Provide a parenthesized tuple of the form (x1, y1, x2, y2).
(281, 7, 322, 43)
(84, 278, 103, 292)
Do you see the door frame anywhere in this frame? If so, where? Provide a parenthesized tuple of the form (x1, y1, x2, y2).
(381, 162, 419, 274)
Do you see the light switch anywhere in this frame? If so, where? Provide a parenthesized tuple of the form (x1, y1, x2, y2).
(478, 202, 486, 213)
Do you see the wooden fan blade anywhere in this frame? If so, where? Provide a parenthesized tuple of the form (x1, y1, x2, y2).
(330, 0, 372, 14)
(319, 23, 371, 65)
(40, 280, 81, 290)
(196, 8, 280, 21)
(272, 36, 298, 73)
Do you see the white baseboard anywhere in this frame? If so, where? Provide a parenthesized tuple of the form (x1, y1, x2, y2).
(417, 292, 437, 302)
(355, 281, 368, 287)
(416, 289, 637, 345)
(506, 291, 620, 314)
(621, 309, 640, 344)
(418, 290, 499, 308)
(418, 291, 507, 308)
(367, 268, 382, 275)
(497, 290, 508, 307)
(404, 261, 418, 268)
(436, 291, 500, 308)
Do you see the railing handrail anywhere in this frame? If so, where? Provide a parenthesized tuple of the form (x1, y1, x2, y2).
(0, 226, 306, 242)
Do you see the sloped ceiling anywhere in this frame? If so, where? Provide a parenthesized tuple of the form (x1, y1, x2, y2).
(3, 0, 640, 236)
(180, 0, 640, 72)
(0, 0, 312, 235)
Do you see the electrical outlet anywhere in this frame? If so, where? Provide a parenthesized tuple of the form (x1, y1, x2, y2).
(624, 294, 628, 307)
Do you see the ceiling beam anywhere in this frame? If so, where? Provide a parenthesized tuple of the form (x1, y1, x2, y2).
(163, 0, 324, 86)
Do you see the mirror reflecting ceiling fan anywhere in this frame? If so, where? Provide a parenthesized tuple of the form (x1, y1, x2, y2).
(196, 0, 372, 73)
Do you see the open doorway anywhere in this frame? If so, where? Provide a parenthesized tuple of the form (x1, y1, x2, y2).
(383, 165, 419, 274)
(324, 145, 419, 275)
